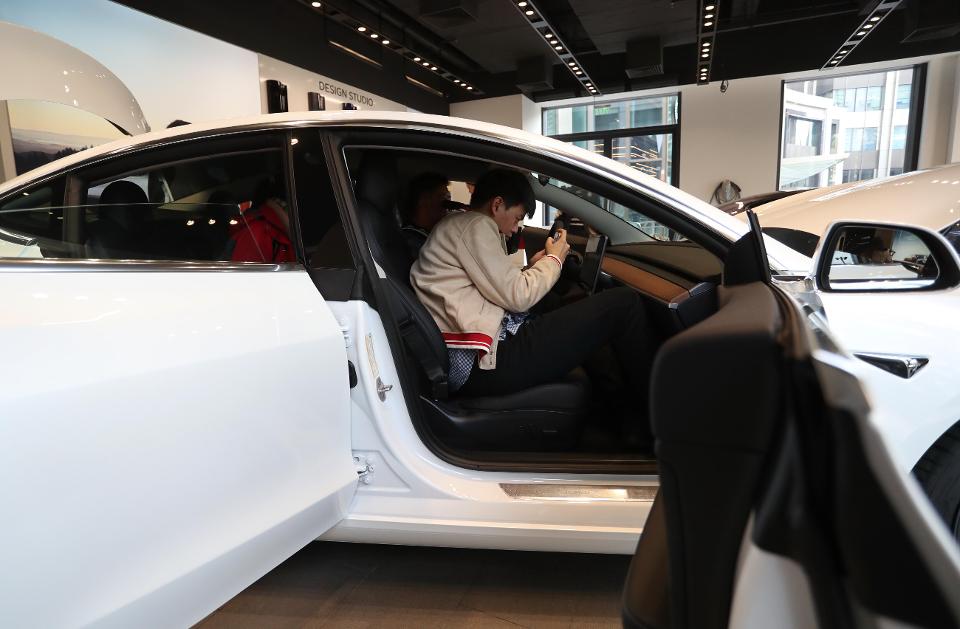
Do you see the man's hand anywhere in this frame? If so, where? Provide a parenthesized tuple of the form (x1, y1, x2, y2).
(544, 228, 570, 262)
(528, 249, 546, 265)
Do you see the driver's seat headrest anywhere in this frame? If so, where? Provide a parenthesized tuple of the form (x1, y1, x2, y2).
(356, 152, 398, 217)
(98, 180, 148, 230)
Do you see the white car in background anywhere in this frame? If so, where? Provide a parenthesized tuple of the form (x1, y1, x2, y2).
(745, 165, 960, 538)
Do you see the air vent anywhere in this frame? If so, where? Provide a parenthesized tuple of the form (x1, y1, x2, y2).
(903, 0, 960, 42)
(419, 0, 479, 28)
(516, 56, 554, 92)
(625, 37, 662, 79)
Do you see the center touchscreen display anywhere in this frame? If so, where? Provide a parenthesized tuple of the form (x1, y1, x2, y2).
(579, 233, 608, 293)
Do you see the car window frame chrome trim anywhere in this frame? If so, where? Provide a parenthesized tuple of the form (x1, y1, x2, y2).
(0, 259, 298, 272)
(0, 118, 743, 248)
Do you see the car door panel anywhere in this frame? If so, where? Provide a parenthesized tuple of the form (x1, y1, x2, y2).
(0, 268, 356, 627)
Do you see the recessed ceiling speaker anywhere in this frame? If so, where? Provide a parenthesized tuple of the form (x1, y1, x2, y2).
(903, 0, 960, 42)
(625, 37, 663, 79)
(419, 0, 479, 28)
(516, 56, 554, 92)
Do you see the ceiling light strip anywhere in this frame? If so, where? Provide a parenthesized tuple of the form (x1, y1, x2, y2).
(697, 1, 719, 85)
(302, 0, 482, 95)
(820, 0, 903, 70)
(509, 0, 600, 96)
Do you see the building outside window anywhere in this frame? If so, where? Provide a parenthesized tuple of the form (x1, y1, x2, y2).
(892, 125, 907, 150)
(778, 65, 923, 191)
(542, 94, 680, 185)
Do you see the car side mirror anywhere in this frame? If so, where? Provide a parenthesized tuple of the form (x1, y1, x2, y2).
(813, 221, 960, 292)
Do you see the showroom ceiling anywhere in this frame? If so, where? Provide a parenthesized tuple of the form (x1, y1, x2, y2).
(114, 0, 960, 112)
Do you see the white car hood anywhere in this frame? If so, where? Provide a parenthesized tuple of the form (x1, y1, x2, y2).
(750, 165, 960, 236)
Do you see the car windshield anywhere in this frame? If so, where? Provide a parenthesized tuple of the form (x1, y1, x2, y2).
(544, 177, 687, 242)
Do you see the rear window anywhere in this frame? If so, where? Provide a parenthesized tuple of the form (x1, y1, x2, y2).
(0, 150, 296, 263)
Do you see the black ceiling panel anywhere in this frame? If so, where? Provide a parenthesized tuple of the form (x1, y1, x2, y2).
(111, 0, 960, 109)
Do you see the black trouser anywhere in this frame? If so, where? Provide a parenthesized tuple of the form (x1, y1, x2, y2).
(458, 287, 658, 420)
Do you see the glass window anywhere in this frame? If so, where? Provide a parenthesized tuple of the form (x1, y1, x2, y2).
(290, 131, 354, 270)
(572, 106, 588, 133)
(0, 181, 66, 259)
(780, 66, 922, 190)
(543, 109, 558, 136)
(896, 84, 912, 109)
(844, 128, 863, 152)
(854, 88, 867, 112)
(782, 116, 823, 158)
(546, 177, 685, 243)
(611, 134, 674, 184)
(89, 149, 291, 262)
(843, 168, 876, 183)
(542, 94, 678, 136)
(944, 220, 960, 254)
(541, 93, 680, 196)
(0, 147, 297, 262)
(573, 138, 605, 157)
(593, 102, 624, 131)
(892, 126, 907, 150)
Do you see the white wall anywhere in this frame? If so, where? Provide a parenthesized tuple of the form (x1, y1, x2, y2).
(0, 0, 261, 131)
(920, 54, 960, 168)
(678, 75, 783, 201)
(257, 54, 406, 113)
(451, 53, 960, 202)
(951, 57, 960, 164)
(0, 102, 15, 182)
(450, 94, 537, 130)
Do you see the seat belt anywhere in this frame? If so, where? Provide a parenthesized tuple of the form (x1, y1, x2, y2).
(397, 316, 449, 400)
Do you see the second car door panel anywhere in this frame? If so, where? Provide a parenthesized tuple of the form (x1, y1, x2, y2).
(0, 130, 358, 628)
(1, 269, 356, 628)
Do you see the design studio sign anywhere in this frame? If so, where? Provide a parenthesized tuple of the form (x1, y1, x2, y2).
(319, 81, 376, 108)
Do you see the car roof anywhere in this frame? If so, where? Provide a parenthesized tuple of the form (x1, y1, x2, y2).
(751, 163, 960, 235)
(0, 110, 811, 273)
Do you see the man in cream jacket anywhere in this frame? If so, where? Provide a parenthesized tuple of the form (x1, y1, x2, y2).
(411, 169, 656, 416)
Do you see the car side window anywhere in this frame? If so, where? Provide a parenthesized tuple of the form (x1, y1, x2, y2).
(82, 149, 291, 262)
(944, 220, 960, 255)
(0, 179, 68, 259)
(290, 130, 355, 270)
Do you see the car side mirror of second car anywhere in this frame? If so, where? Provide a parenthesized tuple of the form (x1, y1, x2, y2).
(812, 221, 960, 293)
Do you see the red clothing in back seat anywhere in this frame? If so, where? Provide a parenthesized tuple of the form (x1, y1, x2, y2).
(230, 198, 295, 263)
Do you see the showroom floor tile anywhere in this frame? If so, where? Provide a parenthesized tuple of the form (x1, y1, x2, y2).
(197, 541, 630, 628)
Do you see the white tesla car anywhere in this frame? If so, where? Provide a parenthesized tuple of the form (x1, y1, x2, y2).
(1, 112, 959, 628)
(742, 167, 960, 541)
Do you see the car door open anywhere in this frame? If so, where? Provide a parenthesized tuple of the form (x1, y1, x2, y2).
(0, 132, 358, 628)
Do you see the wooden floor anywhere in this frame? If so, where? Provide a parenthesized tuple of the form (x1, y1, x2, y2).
(197, 541, 630, 628)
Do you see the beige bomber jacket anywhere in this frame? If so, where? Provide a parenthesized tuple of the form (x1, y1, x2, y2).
(410, 210, 562, 370)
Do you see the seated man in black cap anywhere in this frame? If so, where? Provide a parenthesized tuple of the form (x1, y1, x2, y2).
(401, 172, 455, 261)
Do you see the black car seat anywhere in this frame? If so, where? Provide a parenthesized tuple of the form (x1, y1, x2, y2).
(354, 152, 589, 451)
(622, 234, 786, 629)
(86, 180, 151, 259)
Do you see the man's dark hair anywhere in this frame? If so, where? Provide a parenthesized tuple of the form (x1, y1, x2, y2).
(469, 169, 535, 218)
(402, 172, 449, 222)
